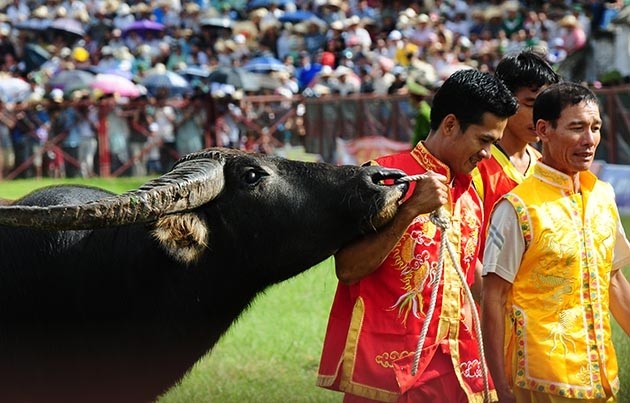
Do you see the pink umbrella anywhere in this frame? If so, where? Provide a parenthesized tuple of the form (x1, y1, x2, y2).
(90, 73, 141, 97)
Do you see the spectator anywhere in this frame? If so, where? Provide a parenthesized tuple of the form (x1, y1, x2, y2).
(166, 43, 187, 71)
(0, 98, 15, 179)
(295, 51, 322, 91)
(558, 14, 587, 55)
(146, 121, 162, 175)
(304, 20, 327, 58)
(69, 94, 98, 178)
(127, 95, 152, 177)
(175, 91, 206, 155)
(9, 99, 39, 178)
(6, 0, 29, 24)
(371, 56, 396, 95)
(406, 69, 431, 146)
(112, 3, 134, 31)
(501, 2, 524, 38)
(344, 15, 372, 52)
(333, 65, 360, 95)
(0, 26, 16, 67)
(150, 88, 177, 173)
(27, 93, 50, 179)
(409, 13, 437, 50)
(103, 94, 131, 175)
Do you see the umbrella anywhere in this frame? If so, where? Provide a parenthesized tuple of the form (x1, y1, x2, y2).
(91, 73, 141, 97)
(207, 66, 259, 91)
(13, 19, 51, 32)
(48, 18, 85, 41)
(208, 66, 248, 86)
(247, 0, 293, 10)
(140, 68, 191, 97)
(178, 66, 211, 80)
(91, 65, 134, 80)
(177, 66, 211, 91)
(199, 17, 234, 29)
(122, 19, 165, 37)
(278, 10, 318, 23)
(243, 56, 288, 73)
(49, 69, 96, 94)
(23, 43, 50, 73)
(294, 16, 328, 33)
(0, 75, 32, 103)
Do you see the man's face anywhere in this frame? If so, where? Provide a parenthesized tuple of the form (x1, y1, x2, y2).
(538, 101, 601, 175)
(445, 112, 508, 174)
(505, 85, 549, 145)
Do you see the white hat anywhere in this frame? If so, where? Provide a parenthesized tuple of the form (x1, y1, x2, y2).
(50, 88, 64, 103)
(387, 30, 402, 41)
(334, 65, 353, 78)
(319, 65, 333, 77)
(417, 13, 430, 23)
(330, 20, 344, 30)
(558, 15, 579, 28)
(345, 15, 360, 26)
(233, 34, 246, 44)
(259, 17, 280, 32)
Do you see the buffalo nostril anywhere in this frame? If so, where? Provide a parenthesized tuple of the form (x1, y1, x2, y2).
(396, 181, 409, 199)
(363, 167, 406, 185)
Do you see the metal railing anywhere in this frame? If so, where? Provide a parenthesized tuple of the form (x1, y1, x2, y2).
(1, 87, 629, 181)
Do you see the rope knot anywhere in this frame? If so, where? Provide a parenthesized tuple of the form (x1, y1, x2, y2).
(429, 208, 450, 230)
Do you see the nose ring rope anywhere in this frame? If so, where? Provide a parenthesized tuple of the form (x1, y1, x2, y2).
(395, 173, 490, 402)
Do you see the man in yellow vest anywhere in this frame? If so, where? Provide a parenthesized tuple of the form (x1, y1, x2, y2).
(482, 82, 630, 403)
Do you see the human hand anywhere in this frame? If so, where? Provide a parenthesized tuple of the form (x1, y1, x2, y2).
(400, 171, 448, 216)
(496, 387, 516, 403)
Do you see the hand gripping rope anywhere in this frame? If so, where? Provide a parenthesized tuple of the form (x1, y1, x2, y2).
(395, 174, 490, 402)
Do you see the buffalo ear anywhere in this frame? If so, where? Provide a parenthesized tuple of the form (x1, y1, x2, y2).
(152, 213, 209, 265)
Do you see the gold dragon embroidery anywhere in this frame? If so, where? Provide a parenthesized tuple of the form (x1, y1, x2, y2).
(548, 308, 580, 356)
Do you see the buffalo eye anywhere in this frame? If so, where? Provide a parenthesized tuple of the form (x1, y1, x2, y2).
(243, 168, 266, 185)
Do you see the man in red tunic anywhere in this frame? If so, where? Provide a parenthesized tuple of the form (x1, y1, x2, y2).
(317, 69, 518, 402)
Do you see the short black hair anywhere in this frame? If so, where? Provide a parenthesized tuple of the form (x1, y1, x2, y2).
(533, 82, 599, 127)
(430, 69, 518, 132)
(495, 50, 560, 94)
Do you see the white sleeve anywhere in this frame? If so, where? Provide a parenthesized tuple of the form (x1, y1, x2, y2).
(613, 216, 630, 271)
(481, 199, 525, 283)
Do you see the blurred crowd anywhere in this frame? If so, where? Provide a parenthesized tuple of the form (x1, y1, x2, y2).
(0, 0, 629, 180)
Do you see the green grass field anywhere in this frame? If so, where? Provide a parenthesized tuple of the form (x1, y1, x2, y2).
(1, 178, 629, 402)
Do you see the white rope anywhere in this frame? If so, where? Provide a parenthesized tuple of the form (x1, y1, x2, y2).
(395, 174, 490, 402)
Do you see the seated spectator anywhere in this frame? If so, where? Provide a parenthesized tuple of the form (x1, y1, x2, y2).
(558, 14, 586, 55)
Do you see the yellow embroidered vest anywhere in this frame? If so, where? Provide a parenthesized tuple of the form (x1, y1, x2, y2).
(504, 163, 619, 399)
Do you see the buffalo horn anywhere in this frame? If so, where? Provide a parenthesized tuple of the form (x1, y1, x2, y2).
(0, 156, 225, 230)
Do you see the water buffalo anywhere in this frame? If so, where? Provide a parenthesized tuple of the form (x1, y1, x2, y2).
(0, 148, 408, 403)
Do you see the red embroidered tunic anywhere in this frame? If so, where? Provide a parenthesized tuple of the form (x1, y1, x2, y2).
(317, 143, 492, 402)
(471, 144, 540, 260)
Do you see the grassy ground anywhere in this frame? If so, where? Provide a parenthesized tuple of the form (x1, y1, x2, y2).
(0, 177, 152, 199)
(1, 179, 629, 402)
